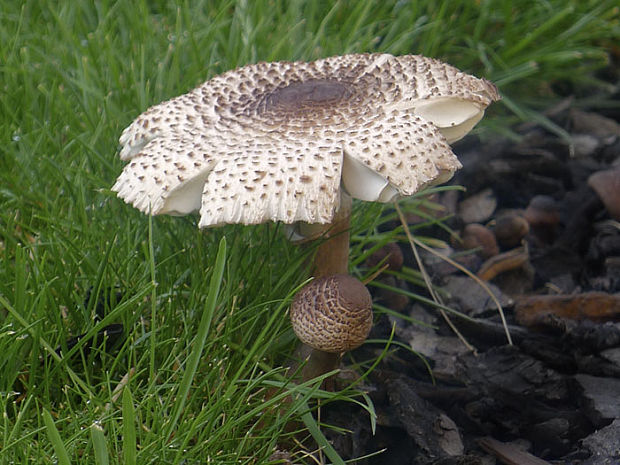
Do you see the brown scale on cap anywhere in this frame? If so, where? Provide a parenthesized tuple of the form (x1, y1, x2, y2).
(112, 53, 499, 228)
(289, 274, 373, 353)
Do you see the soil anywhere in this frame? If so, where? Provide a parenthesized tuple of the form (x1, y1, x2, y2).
(322, 64, 620, 464)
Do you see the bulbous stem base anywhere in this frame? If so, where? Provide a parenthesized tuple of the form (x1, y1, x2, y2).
(295, 194, 353, 388)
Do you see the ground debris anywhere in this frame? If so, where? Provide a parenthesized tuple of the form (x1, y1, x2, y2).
(573, 374, 620, 426)
(515, 293, 620, 327)
(345, 68, 620, 464)
(387, 377, 465, 459)
(443, 275, 512, 317)
(579, 419, 620, 465)
(478, 437, 553, 465)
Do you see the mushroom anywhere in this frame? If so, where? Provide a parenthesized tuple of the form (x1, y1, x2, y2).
(460, 223, 499, 259)
(289, 274, 373, 383)
(112, 53, 500, 277)
(523, 195, 561, 244)
(588, 169, 620, 221)
(493, 211, 530, 248)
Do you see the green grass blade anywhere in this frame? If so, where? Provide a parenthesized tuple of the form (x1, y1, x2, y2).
(122, 386, 137, 465)
(166, 237, 227, 441)
(43, 408, 71, 465)
(148, 213, 158, 381)
(301, 409, 345, 465)
(90, 422, 109, 465)
(0, 293, 93, 397)
(504, 6, 575, 59)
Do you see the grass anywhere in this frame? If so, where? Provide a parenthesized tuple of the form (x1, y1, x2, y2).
(1, 0, 618, 463)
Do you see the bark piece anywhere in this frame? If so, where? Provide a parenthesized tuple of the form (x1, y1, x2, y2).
(478, 437, 552, 465)
(387, 377, 465, 459)
(443, 275, 512, 317)
(574, 374, 620, 427)
(569, 108, 620, 139)
(600, 347, 620, 367)
(477, 246, 530, 281)
(458, 188, 497, 224)
(515, 292, 620, 327)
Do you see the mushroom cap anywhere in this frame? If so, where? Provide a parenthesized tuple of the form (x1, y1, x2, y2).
(112, 53, 500, 227)
(289, 274, 373, 353)
(588, 169, 620, 221)
(461, 223, 499, 259)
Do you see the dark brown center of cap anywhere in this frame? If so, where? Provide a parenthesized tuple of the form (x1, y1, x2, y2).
(266, 79, 351, 109)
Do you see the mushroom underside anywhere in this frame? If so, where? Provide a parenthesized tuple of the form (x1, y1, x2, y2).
(124, 137, 458, 226)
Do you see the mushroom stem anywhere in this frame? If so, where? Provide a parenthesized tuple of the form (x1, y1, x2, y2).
(311, 194, 352, 278)
(295, 344, 341, 389)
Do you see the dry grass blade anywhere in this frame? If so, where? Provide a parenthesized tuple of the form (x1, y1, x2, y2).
(394, 203, 476, 352)
(104, 368, 136, 410)
(395, 202, 513, 347)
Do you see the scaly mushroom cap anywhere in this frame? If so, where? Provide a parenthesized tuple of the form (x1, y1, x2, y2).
(289, 274, 373, 353)
(112, 53, 500, 227)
